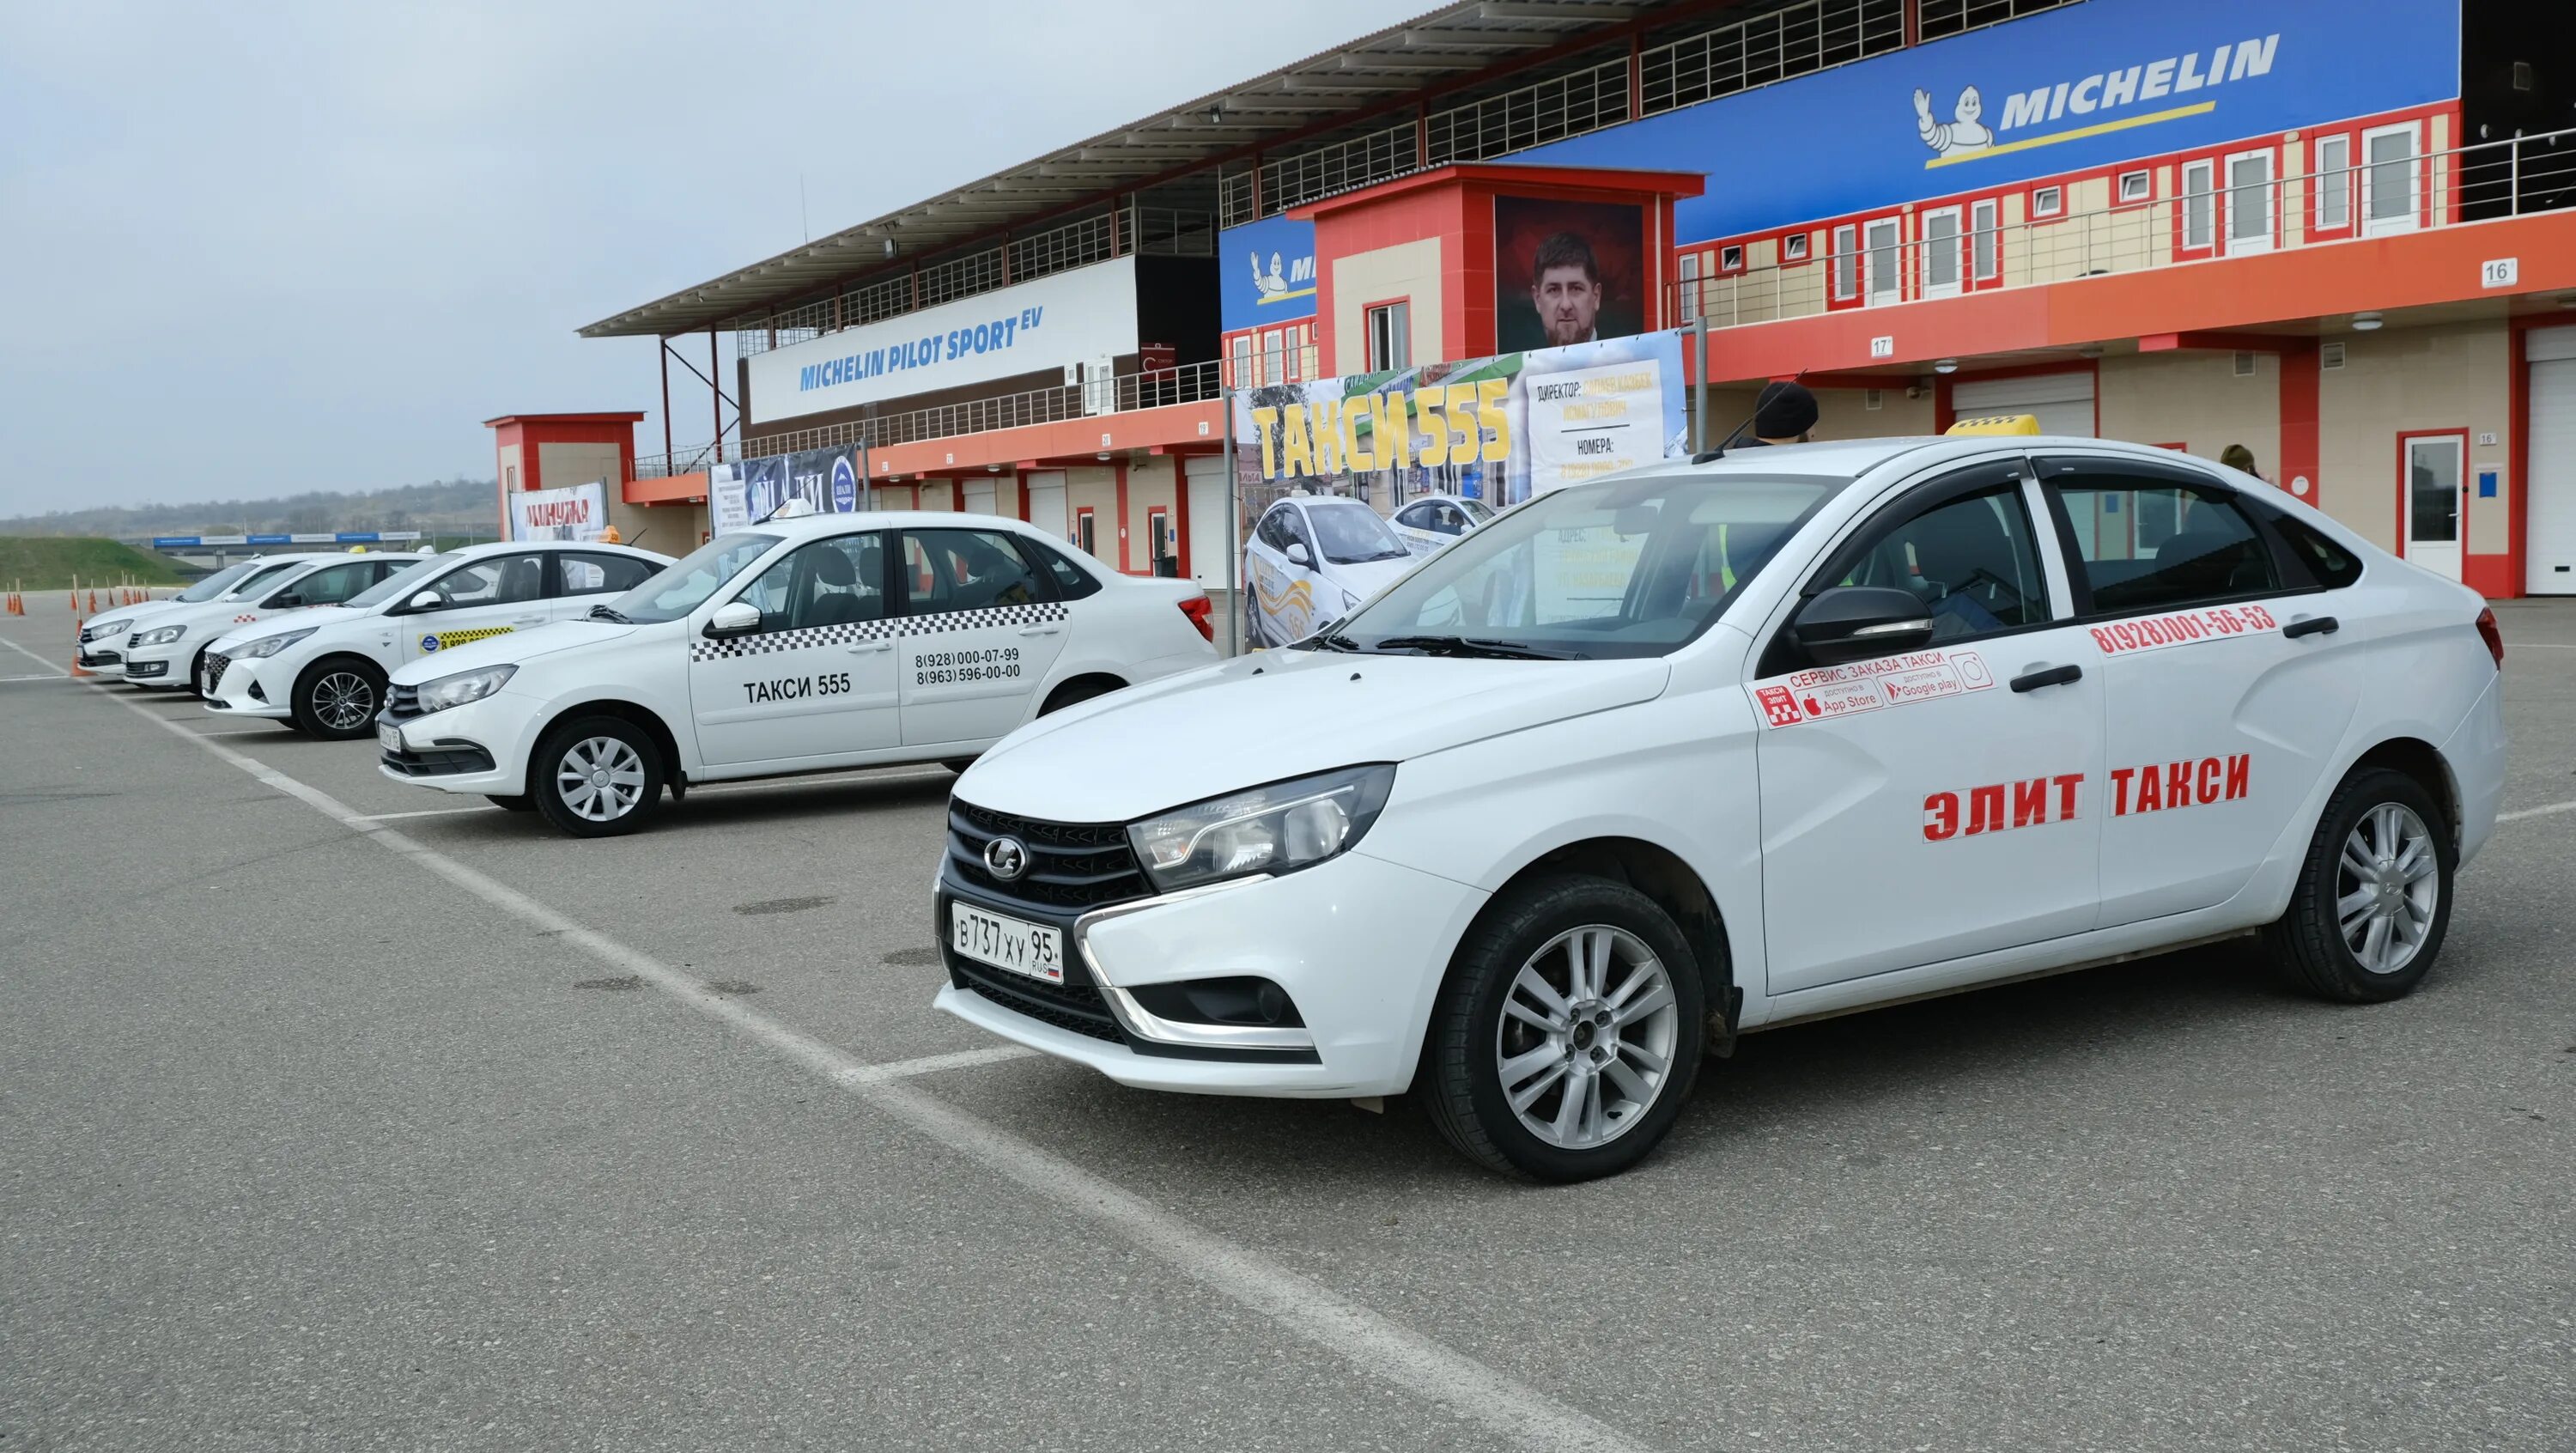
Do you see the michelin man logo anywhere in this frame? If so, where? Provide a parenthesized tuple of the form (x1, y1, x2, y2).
(1914, 85, 1994, 157)
(1250, 251, 1291, 300)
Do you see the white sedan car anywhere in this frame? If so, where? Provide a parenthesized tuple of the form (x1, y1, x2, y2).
(1242, 495, 1419, 647)
(1389, 493, 1495, 555)
(203, 541, 671, 738)
(372, 511, 1217, 836)
(117, 553, 386, 693)
(934, 432, 2506, 1181)
(75, 559, 272, 678)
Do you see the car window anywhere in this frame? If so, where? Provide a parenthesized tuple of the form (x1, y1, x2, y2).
(221, 562, 303, 599)
(173, 562, 261, 603)
(2243, 498, 2364, 588)
(559, 552, 656, 597)
(1823, 483, 2051, 645)
(1394, 503, 1428, 529)
(1434, 504, 1467, 534)
(738, 534, 887, 632)
(2050, 473, 2281, 613)
(1304, 501, 1408, 565)
(1257, 505, 1296, 552)
(1029, 539, 1103, 599)
(611, 533, 779, 624)
(274, 561, 376, 606)
(901, 529, 1048, 616)
(349, 554, 459, 609)
(1459, 497, 1495, 524)
(416, 555, 548, 612)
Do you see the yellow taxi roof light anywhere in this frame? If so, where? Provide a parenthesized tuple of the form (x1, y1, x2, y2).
(1945, 414, 2043, 436)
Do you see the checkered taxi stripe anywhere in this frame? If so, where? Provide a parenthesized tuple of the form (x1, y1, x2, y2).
(688, 603, 1067, 663)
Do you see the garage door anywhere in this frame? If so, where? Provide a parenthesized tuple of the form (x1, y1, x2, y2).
(1953, 370, 2096, 438)
(2528, 325, 2576, 595)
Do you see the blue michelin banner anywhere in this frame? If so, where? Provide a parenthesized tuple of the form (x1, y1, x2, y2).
(1517, 0, 2458, 242)
(1220, 213, 1320, 331)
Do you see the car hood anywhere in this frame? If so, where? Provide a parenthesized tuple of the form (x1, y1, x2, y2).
(1319, 554, 1417, 600)
(961, 647, 1670, 822)
(206, 605, 350, 652)
(387, 620, 642, 683)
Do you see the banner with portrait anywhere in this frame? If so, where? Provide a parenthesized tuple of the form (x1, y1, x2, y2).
(1492, 197, 1649, 354)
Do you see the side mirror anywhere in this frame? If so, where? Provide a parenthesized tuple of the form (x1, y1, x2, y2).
(406, 590, 441, 612)
(704, 600, 762, 638)
(1791, 586, 1935, 666)
(1285, 542, 1312, 567)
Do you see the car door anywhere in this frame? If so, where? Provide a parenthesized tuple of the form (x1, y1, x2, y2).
(550, 550, 659, 621)
(1242, 503, 1298, 647)
(2032, 453, 2364, 927)
(396, 552, 554, 664)
(895, 526, 1070, 747)
(687, 531, 900, 767)
(1752, 458, 2108, 995)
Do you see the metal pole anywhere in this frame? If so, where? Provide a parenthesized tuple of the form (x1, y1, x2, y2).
(709, 331, 725, 464)
(1688, 319, 1709, 455)
(2511, 133, 2522, 216)
(1222, 387, 1242, 658)
(658, 338, 674, 469)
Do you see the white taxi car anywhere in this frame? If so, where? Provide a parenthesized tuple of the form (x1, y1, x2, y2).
(76, 560, 272, 678)
(203, 541, 670, 738)
(1243, 495, 1419, 647)
(117, 552, 386, 693)
(1389, 493, 1495, 555)
(372, 511, 1217, 837)
(934, 433, 2507, 1181)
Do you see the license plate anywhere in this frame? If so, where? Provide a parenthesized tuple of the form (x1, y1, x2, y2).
(951, 902, 1066, 983)
(377, 721, 402, 751)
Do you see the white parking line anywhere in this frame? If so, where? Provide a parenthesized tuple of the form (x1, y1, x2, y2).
(6, 630, 1653, 1453)
(357, 806, 498, 821)
(2498, 799, 2576, 824)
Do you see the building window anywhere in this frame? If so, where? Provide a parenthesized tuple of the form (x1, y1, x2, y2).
(1863, 216, 1902, 306)
(1261, 329, 1285, 386)
(2226, 149, 2275, 253)
(1364, 301, 1412, 371)
(2181, 159, 2215, 250)
(2031, 185, 2064, 219)
(1971, 198, 2000, 282)
(2315, 134, 2352, 231)
(2118, 170, 2151, 204)
(1923, 206, 1963, 297)
(2362, 121, 2421, 235)
(1832, 223, 1859, 301)
(1676, 252, 1702, 321)
(1783, 231, 1810, 262)
(1230, 333, 1254, 388)
(1719, 243, 1746, 274)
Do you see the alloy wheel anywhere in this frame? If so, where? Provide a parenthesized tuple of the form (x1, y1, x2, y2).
(556, 736, 647, 823)
(2337, 803, 2439, 975)
(1494, 925, 1680, 1150)
(313, 672, 374, 732)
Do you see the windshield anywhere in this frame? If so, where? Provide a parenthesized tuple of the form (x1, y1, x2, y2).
(1326, 471, 1844, 660)
(1458, 497, 1496, 524)
(1305, 500, 1410, 565)
(217, 561, 301, 599)
(348, 554, 459, 609)
(174, 562, 260, 602)
(607, 532, 783, 623)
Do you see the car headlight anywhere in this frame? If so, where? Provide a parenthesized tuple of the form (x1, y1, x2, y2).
(1127, 764, 1396, 893)
(229, 628, 316, 659)
(92, 618, 131, 637)
(415, 664, 517, 714)
(133, 624, 187, 646)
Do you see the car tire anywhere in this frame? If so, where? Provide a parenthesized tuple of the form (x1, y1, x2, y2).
(485, 794, 537, 812)
(531, 715, 664, 838)
(288, 658, 387, 740)
(187, 648, 216, 699)
(1040, 677, 1120, 715)
(2263, 766, 2455, 1004)
(1420, 875, 1704, 1182)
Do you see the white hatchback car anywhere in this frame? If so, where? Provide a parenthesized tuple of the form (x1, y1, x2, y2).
(1243, 495, 1419, 647)
(75, 560, 271, 678)
(203, 542, 671, 738)
(372, 511, 1218, 836)
(116, 553, 383, 693)
(1389, 493, 1496, 555)
(935, 435, 2507, 1181)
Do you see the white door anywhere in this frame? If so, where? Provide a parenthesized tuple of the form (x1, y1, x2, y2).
(2361, 123, 2421, 237)
(1922, 206, 1963, 298)
(1753, 463, 2105, 994)
(1026, 471, 1070, 549)
(895, 526, 1072, 747)
(1863, 217, 1903, 306)
(1953, 371, 2095, 438)
(396, 552, 556, 664)
(688, 532, 900, 768)
(2525, 329, 2576, 594)
(2403, 434, 2465, 581)
(1185, 455, 1230, 591)
(2224, 149, 2275, 254)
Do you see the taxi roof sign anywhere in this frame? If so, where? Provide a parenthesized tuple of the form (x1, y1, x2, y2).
(1946, 414, 2043, 437)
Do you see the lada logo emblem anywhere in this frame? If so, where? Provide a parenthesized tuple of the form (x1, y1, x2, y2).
(983, 836, 1029, 882)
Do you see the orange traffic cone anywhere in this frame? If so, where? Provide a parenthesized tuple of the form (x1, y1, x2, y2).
(70, 612, 93, 678)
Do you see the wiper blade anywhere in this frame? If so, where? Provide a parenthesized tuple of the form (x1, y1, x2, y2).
(1301, 632, 1362, 652)
(1367, 635, 1585, 660)
(586, 604, 633, 623)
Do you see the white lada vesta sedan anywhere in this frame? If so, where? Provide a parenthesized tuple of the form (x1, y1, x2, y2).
(934, 435, 2508, 1181)
(374, 512, 1218, 837)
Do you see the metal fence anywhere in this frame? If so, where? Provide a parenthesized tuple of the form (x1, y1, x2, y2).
(634, 359, 1226, 478)
(1669, 125, 2576, 331)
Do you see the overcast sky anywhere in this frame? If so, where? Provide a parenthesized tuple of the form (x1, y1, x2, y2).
(0, 0, 1422, 518)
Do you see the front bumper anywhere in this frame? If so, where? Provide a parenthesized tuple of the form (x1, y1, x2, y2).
(204, 659, 293, 718)
(934, 851, 1489, 1098)
(75, 648, 125, 678)
(118, 639, 190, 688)
(374, 691, 534, 795)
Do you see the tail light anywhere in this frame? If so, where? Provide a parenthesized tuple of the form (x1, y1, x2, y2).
(1179, 594, 1215, 642)
(2475, 606, 2504, 669)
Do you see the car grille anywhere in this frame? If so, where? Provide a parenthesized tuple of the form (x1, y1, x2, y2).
(946, 955, 1126, 1043)
(946, 800, 1151, 911)
(77, 648, 122, 667)
(380, 745, 495, 777)
(202, 653, 231, 693)
(382, 682, 425, 723)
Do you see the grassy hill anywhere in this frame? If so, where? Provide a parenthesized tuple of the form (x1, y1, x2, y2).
(0, 537, 193, 592)
(0, 477, 497, 541)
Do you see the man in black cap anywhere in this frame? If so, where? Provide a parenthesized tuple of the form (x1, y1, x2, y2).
(1738, 380, 1819, 447)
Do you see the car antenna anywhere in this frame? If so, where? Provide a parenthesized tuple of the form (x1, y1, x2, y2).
(1692, 368, 1807, 465)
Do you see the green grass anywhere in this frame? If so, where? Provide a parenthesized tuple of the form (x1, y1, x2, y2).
(0, 537, 193, 592)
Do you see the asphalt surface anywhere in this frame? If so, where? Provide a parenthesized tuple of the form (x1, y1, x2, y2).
(4, 599, 2573, 1451)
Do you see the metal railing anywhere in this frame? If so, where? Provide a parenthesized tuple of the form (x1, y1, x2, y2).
(1669, 126, 2576, 332)
(634, 359, 1225, 478)
(1638, 0, 1903, 115)
(1427, 55, 1631, 166)
(732, 204, 1215, 359)
(1917, 0, 2081, 43)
